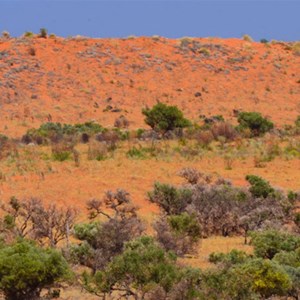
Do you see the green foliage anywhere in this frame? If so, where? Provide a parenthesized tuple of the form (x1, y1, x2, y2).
(52, 150, 72, 161)
(136, 128, 145, 139)
(24, 121, 104, 144)
(89, 236, 181, 297)
(126, 146, 146, 159)
(148, 182, 192, 215)
(245, 175, 274, 198)
(0, 239, 70, 300)
(250, 230, 300, 259)
(24, 31, 34, 38)
(168, 213, 201, 241)
(39, 28, 47, 38)
(260, 38, 269, 44)
(209, 249, 250, 265)
(273, 248, 300, 268)
(142, 102, 191, 133)
(295, 115, 300, 127)
(237, 112, 274, 136)
(73, 222, 99, 246)
(233, 258, 292, 298)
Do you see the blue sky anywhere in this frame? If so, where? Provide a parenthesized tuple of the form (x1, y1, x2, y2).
(0, 1, 299, 41)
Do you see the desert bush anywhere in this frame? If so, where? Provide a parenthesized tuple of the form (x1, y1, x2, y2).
(0, 239, 70, 300)
(273, 248, 300, 268)
(260, 38, 269, 44)
(87, 140, 108, 161)
(114, 115, 129, 128)
(0, 197, 77, 247)
(154, 213, 201, 256)
(23, 31, 34, 38)
(126, 146, 147, 159)
(242, 34, 253, 42)
(95, 130, 119, 150)
(211, 122, 237, 141)
(209, 249, 250, 266)
(83, 236, 195, 299)
(237, 112, 274, 137)
(250, 230, 300, 259)
(195, 130, 214, 147)
(149, 175, 293, 238)
(235, 258, 292, 298)
(1, 31, 10, 39)
(148, 182, 192, 215)
(295, 115, 300, 128)
(245, 175, 274, 198)
(292, 42, 300, 55)
(0, 137, 18, 160)
(142, 103, 191, 134)
(71, 190, 144, 271)
(39, 27, 47, 38)
(178, 167, 201, 185)
(23, 122, 104, 145)
(51, 143, 73, 161)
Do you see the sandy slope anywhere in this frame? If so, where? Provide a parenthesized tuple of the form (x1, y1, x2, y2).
(0, 36, 299, 137)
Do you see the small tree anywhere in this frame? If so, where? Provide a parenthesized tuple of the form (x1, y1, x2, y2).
(237, 112, 274, 136)
(245, 175, 274, 198)
(83, 236, 181, 299)
(39, 28, 48, 38)
(71, 190, 144, 271)
(0, 240, 70, 300)
(142, 103, 191, 134)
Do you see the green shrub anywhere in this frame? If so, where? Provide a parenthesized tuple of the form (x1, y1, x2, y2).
(168, 213, 201, 241)
(24, 31, 34, 38)
(148, 182, 192, 215)
(273, 248, 300, 268)
(245, 175, 274, 198)
(86, 236, 181, 297)
(0, 240, 70, 300)
(52, 151, 72, 161)
(295, 116, 300, 127)
(250, 230, 300, 259)
(234, 258, 292, 298)
(126, 146, 146, 159)
(242, 34, 253, 42)
(260, 38, 269, 44)
(237, 112, 274, 136)
(209, 249, 249, 265)
(142, 103, 191, 133)
(39, 28, 47, 38)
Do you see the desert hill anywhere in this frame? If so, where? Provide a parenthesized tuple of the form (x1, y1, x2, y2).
(0, 36, 299, 137)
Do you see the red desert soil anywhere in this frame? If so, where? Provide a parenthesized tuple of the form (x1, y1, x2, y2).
(0, 36, 299, 137)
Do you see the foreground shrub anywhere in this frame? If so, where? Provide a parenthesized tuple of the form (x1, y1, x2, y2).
(250, 230, 300, 259)
(142, 102, 191, 134)
(237, 112, 274, 137)
(0, 240, 70, 300)
(83, 236, 200, 299)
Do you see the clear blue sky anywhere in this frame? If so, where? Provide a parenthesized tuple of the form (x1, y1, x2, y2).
(1, 1, 299, 41)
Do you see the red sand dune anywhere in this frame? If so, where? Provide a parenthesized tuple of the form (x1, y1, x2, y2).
(0, 36, 299, 137)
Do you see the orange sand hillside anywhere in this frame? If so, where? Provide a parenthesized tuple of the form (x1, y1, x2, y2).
(0, 36, 299, 137)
